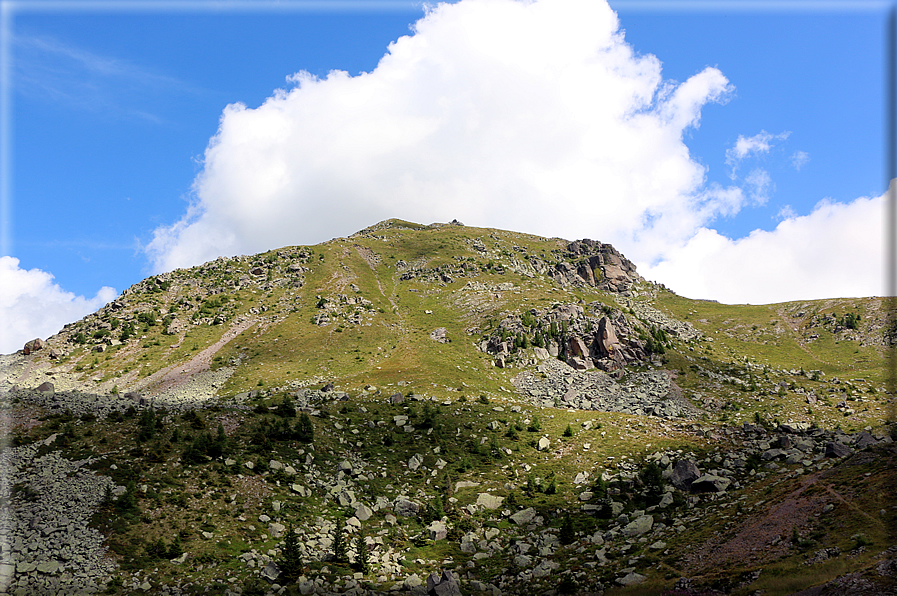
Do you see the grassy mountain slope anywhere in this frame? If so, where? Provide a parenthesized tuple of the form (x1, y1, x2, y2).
(2, 219, 895, 596)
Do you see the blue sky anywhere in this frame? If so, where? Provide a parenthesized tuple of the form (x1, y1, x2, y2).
(1, 0, 893, 353)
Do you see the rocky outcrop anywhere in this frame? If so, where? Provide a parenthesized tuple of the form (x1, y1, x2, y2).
(23, 338, 43, 355)
(550, 239, 642, 294)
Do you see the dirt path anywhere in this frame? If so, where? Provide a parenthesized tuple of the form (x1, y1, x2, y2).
(137, 317, 257, 396)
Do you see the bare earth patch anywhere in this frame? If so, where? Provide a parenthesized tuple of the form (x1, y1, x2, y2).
(679, 472, 828, 574)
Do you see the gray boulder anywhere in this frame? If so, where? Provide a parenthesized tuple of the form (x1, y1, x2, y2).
(510, 507, 536, 525)
(825, 442, 852, 458)
(260, 561, 281, 581)
(621, 515, 653, 537)
(427, 570, 461, 596)
(395, 498, 420, 517)
(428, 520, 447, 541)
(476, 493, 504, 510)
(670, 459, 701, 490)
(854, 432, 878, 449)
(690, 475, 731, 493)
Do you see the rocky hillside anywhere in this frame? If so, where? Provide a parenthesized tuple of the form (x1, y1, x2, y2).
(1, 219, 895, 596)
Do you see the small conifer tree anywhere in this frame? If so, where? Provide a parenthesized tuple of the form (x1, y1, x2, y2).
(332, 522, 347, 565)
(353, 530, 369, 574)
(278, 522, 303, 581)
(559, 513, 576, 545)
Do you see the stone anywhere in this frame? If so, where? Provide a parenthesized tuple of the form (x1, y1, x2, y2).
(476, 493, 504, 510)
(428, 520, 447, 540)
(455, 481, 480, 491)
(537, 437, 551, 451)
(389, 392, 405, 404)
(690, 475, 731, 493)
(269, 522, 286, 538)
(429, 328, 448, 343)
(569, 356, 593, 370)
(338, 490, 357, 506)
(621, 515, 653, 536)
(762, 449, 787, 461)
(670, 459, 701, 490)
(533, 347, 550, 360)
(408, 454, 424, 471)
(23, 338, 44, 355)
(573, 471, 589, 484)
(854, 432, 878, 449)
(260, 561, 281, 581)
(510, 508, 536, 525)
(37, 381, 54, 394)
(404, 574, 423, 589)
(825, 442, 852, 458)
(35, 560, 60, 574)
(354, 504, 373, 521)
(427, 570, 461, 596)
(395, 498, 420, 517)
(569, 337, 590, 360)
(617, 572, 647, 586)
(298, 580, 315, 595)
(531, 560, 558, 578)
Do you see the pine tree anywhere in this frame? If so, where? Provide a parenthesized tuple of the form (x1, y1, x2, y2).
(332, 522, 347, 565)
(559, 513, 576, 545)
(278, 522, 303, 581)
(353, 530, 369, 574)
(296, 413, 314, 443)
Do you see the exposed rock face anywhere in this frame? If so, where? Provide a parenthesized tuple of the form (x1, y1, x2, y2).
(550, 239, 642, 293)
(594, 317, 619, 358)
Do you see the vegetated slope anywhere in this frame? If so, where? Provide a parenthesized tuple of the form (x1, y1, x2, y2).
(2, 219, 895, 596)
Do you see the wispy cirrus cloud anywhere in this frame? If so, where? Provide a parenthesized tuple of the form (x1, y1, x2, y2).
(791, 149, 810, 171)
(13, 34, 204, 122)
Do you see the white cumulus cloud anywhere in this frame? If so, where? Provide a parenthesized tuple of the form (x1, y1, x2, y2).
(640, 188, 887, 304)
(146, 0, 736, 273)
(0, 257, 117, 354)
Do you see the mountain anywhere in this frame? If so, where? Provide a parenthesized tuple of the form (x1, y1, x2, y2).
(2, 219, 895, 596)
